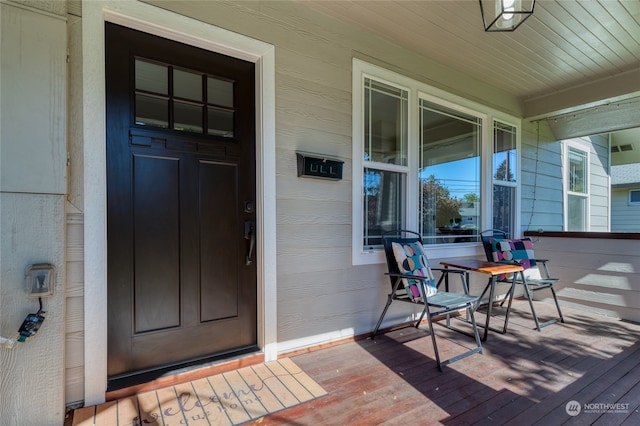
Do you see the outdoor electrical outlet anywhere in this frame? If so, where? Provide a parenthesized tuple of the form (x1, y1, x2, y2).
(26, 263, 55, 297)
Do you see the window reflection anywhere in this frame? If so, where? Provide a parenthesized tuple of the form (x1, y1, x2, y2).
(363, 168, 405, 248)
(364, 78, 408, 165)
(493, 122, 517, 235)
(419, 100, 481, 244)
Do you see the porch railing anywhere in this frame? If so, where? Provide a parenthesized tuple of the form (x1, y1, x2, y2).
(523, 231, 640, 323)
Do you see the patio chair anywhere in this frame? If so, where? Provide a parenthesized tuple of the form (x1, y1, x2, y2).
(480, 230, 564, 331)
(371, 230, 482, 371)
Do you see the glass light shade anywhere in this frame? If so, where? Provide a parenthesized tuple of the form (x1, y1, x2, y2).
(479, 0, 535, 32)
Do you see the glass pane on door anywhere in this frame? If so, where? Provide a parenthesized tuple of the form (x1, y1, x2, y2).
(174, 101, 203, 132)
(208, 77, 234, 107)
(174, 69, 202, 101)
(135, 60, 168, 94)
(135, 95, 169, 128)
(207, 108, 234, 138)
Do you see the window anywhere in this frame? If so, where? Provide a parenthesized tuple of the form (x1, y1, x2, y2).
(362, 78, 409, 248)
(134, 58, 235, 138)
(493, 122, 517, 236)
(419, 100, 481, 244)
(353, 59, 520, 264)
(564, 142, 589, 231)
(629, 189, 640, 206)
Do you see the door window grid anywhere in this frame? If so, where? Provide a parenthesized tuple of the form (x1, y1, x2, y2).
(134, 58, 236, 138)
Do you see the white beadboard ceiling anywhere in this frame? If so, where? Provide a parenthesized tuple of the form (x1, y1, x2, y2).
(300, 0, 640, 119)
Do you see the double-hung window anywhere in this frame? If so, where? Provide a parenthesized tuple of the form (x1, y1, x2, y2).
(362, 78, 409, 248)
(353, 59, 521, 264)
(493, 121, 518, 235)
(564, 141, 590, 231)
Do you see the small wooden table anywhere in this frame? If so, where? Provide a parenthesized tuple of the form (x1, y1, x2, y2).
(440, 259, 524, 341)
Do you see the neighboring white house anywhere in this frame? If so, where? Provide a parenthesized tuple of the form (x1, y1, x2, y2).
(611, 163, 640, 232)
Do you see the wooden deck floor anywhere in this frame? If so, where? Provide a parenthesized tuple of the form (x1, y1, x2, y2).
(263, 300, 640, 425)
(69, 300, 640, 425)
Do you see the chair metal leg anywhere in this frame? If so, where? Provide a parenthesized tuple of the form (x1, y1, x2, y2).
(522, 279, 542, 331)
(499, 280, 516, 307)
(372, 277, 406, 338)
(469, 306, 483, 355)
(425, 307, 442, 371)
(550, 285, 565, 323)
(416, 305, 428, 328)
(372, 293, 394, 338)
(520, 272, 565, 331)
(431, 304, 483, 371)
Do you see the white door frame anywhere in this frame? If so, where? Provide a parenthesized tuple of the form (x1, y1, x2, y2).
(82, 0, 277, 405)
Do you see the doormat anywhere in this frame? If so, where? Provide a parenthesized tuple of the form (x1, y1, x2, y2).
(71, 358, 327, 426)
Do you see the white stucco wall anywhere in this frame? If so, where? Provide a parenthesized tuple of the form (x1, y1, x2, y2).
(0, 2, 67, 425)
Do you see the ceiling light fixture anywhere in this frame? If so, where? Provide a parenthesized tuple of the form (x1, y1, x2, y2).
(479, 0, 535, 32)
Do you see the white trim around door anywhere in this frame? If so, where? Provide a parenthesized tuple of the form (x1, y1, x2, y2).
(82, 0, 276, 406)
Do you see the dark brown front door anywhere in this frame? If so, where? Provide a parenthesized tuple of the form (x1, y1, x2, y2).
(105, 23, 257, 383)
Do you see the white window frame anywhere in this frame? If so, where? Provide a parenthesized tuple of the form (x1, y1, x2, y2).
(352, 59, 521, 265)
(629, 189, 640, 206)
(492, 119, 520, 235)
(563, 139, 591, 231)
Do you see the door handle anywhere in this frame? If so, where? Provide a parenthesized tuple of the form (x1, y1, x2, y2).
(244, 220, 255, 266)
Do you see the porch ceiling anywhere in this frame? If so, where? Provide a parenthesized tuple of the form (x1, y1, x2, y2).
(300, 0, 640, 119)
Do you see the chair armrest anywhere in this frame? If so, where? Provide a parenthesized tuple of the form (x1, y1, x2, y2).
(385, 272, 429, 279)
(432, 268, 470, 295)
(532, 258, 552, 277)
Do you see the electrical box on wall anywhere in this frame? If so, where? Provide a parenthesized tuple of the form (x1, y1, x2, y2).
(296, 152, 344, 181)
(25, 263, 55, 297)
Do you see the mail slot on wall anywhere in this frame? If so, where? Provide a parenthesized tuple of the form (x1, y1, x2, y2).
(296, 152, 343, 181)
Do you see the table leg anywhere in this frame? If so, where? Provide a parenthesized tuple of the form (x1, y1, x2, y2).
(501, 273, 517, 333)
(482, 276, 496, 341)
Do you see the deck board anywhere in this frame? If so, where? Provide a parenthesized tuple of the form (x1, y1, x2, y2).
(284, 300, 640, 425)
(69, 301, 640, 425)
(115, 396, 139, 426)
(94, 400, 117, 426)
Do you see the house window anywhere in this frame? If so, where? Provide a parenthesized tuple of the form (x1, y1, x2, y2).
(493, 122, 517, 236)
(362, 79, 409, 248)
(565, 143, 589, 231)
(419, 100, 481, 244)
(629, 189, 640, 205)
(352, 59, 520, 264)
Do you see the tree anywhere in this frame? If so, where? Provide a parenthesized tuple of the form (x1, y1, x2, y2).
(420, 175, 463, 232)
(495, 158, 514, 181)
(463, 193, 479, 203)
